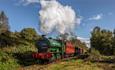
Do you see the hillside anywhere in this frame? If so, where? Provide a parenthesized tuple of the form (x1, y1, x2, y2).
(20, 59, 115, 70)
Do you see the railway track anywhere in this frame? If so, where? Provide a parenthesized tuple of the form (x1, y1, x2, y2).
(19, 54, 89, 70)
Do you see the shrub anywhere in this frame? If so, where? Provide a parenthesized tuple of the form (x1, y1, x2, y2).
(87, 48, 101, 61)
(0, 51, 19, 70)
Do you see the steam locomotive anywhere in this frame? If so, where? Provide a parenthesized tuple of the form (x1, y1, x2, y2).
(32, 35, 83, 63)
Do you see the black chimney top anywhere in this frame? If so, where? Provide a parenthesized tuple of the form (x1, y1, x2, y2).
(49, 37, 52, 39)
(42, 35, 46, 37)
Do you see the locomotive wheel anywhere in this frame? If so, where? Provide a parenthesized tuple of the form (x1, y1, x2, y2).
(56, 53, 61, 59)
(37, 59, 49, 64)
(37, 59, 44, 64)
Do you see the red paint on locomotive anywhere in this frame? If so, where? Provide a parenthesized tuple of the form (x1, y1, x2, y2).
(65, 41, 75, 54)
(32, 52, 52, 59)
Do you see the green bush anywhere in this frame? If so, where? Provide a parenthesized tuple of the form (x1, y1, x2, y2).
(90, 26, 114, 55)
(0, 51, 19, 70)
(15, 44, 37, 53)
(88, 48, 101, 61)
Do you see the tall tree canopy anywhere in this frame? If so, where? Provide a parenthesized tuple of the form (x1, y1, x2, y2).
(20, 28, 39, 41)
(112, 29, 115, 55)
(0, 11, 9, 34)
(90, 26, 113, 55)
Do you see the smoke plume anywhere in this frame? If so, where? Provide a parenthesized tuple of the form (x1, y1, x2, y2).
(39, 0, 81, 34)
(22, 0, 81, 34)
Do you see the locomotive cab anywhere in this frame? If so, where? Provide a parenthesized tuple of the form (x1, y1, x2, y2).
(33, 36, 52, 60)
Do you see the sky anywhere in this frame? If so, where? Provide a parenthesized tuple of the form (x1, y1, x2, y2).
(0, 0, 115, 38)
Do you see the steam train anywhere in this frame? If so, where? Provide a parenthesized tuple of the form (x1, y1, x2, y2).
(32, 35, 83, 63)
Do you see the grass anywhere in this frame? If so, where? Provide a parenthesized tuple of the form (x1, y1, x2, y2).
(45, 59, 104, 70)
(0, 44, 115, 70)
(0, 51, 19, 70)
(0, 58, 19, 70)
(0, 44, 37, 70)
(1, 44, 37, 54)
(18, 58, 115, 70)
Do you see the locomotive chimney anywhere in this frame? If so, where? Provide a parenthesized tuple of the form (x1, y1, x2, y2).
(42, 35, 46, 37)
(49, 37, 52, 39)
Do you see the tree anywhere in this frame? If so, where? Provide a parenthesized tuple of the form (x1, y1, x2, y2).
(101, 30, 113, 55)
(0, 11, 9, 34)
(20, 28, 39, 41)
(90, 26, 102, 50)
(75, 39, 88, 52)
(0, 31, 12, 47)
(112, 29, 115, 55)
(90, 26, 113, 55)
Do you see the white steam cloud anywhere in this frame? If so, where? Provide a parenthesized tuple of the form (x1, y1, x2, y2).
(39, 0, 81, 34)
(21, 0, 81, 34)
